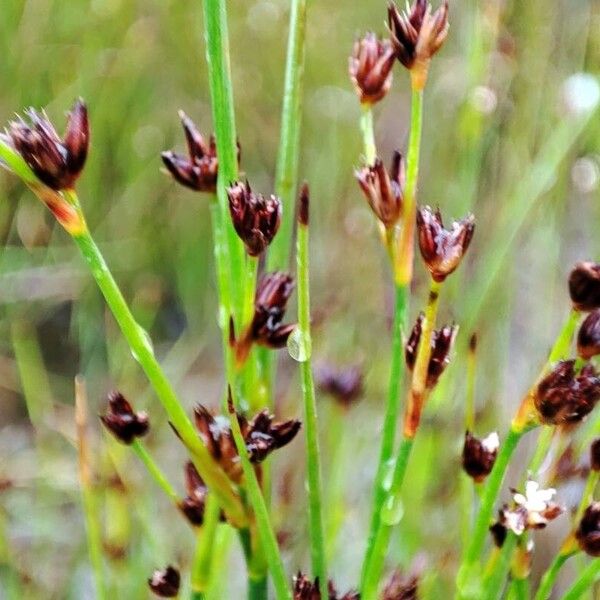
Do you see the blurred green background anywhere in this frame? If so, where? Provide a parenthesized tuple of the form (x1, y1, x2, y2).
(0, 0, 599, 597)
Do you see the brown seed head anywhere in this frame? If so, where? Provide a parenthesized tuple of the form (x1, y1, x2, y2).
(349, 32, 395, 105)
(355, 151, 404, 228)
(535, 360, 600, 425)
(161, 111, 222, 193)
(179, 462, 208, 526)
(578, 309, 600, 359)
(148, 565, 180, 597)
(489, 521, 508, 548)
(298, 181, 310, 227)
(100, 391, 149, 444)
(227, 180, 282, 256)
(416, 206, 475, 282)
(576, 502, 600, 556)
(387, 0, 449, 89)
(591, 438, 600, 472)
(5, 99, 89, 190)
(462, 430, 500, 483)
(292, 572, 359, 600)
(405, 313, 458, 388)
(382, 570, 419, 600)
(569, 261, 600, 311)
(315, 363, 364, 409)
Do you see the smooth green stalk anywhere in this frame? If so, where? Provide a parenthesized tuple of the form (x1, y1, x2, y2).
(227, 398, 292, 600)
(268, 0, 308, 272)
(130, 440, 179, 505)
(361, 283, 407, 586)
(75, 376, 107, 600)
(191, 494, 221, 599)
(534, 552, 573, 600)
(362, 437, 414, 599)
(481, 533, 517, 600)
(509, 576, 531, 600)
(562, 559, 600, 599)
(457, 427, 524, 598)
(202, 0, 245, 320)
(360, 105, 376, 164)
(70, 220, 246, 527)
(296, 214, 328, 597)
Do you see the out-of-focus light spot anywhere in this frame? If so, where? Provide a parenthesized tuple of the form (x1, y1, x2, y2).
(311, 86, 358, 122)
(132, 125, 163, 158)
(247, 2, 280, 33)
(571, 156, 599, 194)
(561, 73, 600, 116)
(470, 85, 497, 115)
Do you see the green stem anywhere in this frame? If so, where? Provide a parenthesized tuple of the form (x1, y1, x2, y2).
(457, 427, 524, 598)
(481, 533, 517, 600)
(362, 437, 414, 599)
(296, 216, 328, 598)
(562, 559, 600, 600)
(547, 308, 580, 364)
(510, 576, 531, 600)
(130, 440, 179, 504)
(202, 0, 245, 319)
(248, 576, 268, 600)
(360, 105, 376, 164)
(71, 226, 246, 527)
(268, 0, 307, 272)
(534, 553, 572, 600)
(227, 397, 292, 600)
(191, 494, 221, 598)
(360, 283, 407, 588)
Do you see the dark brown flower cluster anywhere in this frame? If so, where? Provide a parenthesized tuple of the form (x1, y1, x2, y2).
(315, 363, 364, 409)
(2, 99, 89, 191)
(178, 461, 224, 526)
(577, 309, 600, 360)
(349, 33, 395, 105)
(381, 570, 419, 600)
(576, 502, 600, 557)
(235, 272, 296, 364)
(462, 430, 499, 483)
(388, 0, 449, 89)
(416, 206, 475, 282)
(292, 572, 359, 600)
(194, 404, 301, 483)
(405, 313, 457, 389)
(148, 565, 180, 597)
(162, 111, 226, 193)
(534, 360, 600, 425)
(591, 438, 600, 472)
(227, 181, 282, 256)
(100, 391, 149, 444)
(355, 151, 404, 229)
(569, 261, 600, 312)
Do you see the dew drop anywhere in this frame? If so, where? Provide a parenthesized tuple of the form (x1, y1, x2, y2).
(380, 494, 404, 526)
(287, 328, 311, 362)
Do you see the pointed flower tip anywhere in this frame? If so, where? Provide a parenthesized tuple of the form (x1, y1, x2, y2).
(100, 391, 149, 444)
(148, 565, 180, 597)
(298, 181, 310, 226)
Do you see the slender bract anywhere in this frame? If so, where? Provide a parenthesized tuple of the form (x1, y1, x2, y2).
(130, 440, 179, 505)
(562, 559, 600, 600)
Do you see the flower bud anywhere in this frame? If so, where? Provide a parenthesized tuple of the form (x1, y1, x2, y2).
(355, 151, 404, 228)
(405, 313, 457, 388)
(591, 438, 600, 472)
(4, 99, 89, 191)
(161, 111, 222, 193)
(462, 431, 499, 483)
(416, 206, 475, 282)
(578, 309, 600, 359)
(576, 502, 600, 556)
(388, 0, 449, 90)
(148, 565, 180, 597)
(349, 33, 395, 105)
(179, 462, 208, 526)
(569, 261, 600, 311)
(535, 360, 600, 425)
(315, 363, 363, 409)
(100, 391, 149, 444)
(227, 181, 282, 256)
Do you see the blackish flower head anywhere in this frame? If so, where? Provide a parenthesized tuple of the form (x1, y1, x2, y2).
(416, 206, 475, 282)
(161, 111, 221, 193)
(535, 360, 600, 425)
(100, 391, 149, 444)
(315, 363, 364, 409)
(405, 313, 457, 388)
(578, 309, 600, 359)
(387, 0, 449, 88)
(462, 430, 499, 483)
(355, 151, 404, 228)
(382, 570, 419, 600)
(227, 180, 282, 256)
(576, 502, 600, 557)
(148, 565, 180, 597)
(5, 99, 89, 190)
(292, 572, 359, 600)
(194, 404, 301, 483)
(591, 438, 600, 472)
(349, 32, 395, 105)
(489, 521, 507, 548)
(179, 462, 208, 526)
(569, 261, 600, 311)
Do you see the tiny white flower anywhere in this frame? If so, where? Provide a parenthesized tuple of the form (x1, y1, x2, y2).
(513, 481, 556, 513)
(481, 432, 500, 454)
